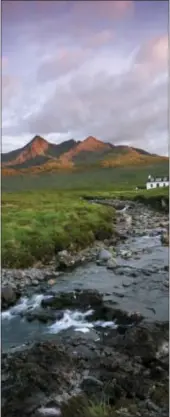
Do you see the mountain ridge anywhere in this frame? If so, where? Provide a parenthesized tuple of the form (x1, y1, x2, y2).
(2, 135, 168, 175)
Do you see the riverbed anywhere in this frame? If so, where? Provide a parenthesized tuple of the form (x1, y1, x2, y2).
(2, 201, 169, 417)
(2, 202, 169, 352)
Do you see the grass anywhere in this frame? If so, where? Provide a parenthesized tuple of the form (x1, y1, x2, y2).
(2, 191, 115, 268)
(81, 185, 169, 200)
(61, 395, 140, 417)
(2, 178, 169, 268)
(2, 162, 168, 192)
(61, 396, 113, 417)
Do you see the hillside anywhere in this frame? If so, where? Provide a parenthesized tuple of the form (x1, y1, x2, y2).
(2, 135, 168, 176)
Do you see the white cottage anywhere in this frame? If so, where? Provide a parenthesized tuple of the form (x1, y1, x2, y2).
(146, 175, 169, 190)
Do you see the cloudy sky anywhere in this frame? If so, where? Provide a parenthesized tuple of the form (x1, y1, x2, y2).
(2, 0, 168, 155)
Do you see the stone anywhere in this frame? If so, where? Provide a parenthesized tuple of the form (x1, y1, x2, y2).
(1, 285, 17, 307)
(48, 279, 56, 286)
(32, 280, 39, 286)
(23, 309, 57, 323)
(106, 258, 117, 269)
(122, 213, 132, 228)
(56, 250, 75, 270)
(36, 406, 61, 416)
(98, 248, 112, 262)
(160, 232, 169, 246)
(41, 290, 103, 310)
(145, 399, 161, 412)
(120, 250, 132, 259)
(164, 265, 169, 271)
(81, 376, 103, 395)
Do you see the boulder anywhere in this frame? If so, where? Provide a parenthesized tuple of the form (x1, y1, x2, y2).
(81, 376, 103, 395)
(41, 290, 103, 310)
(56, 250, 75, 270)
(120, 250, 132, 259)
(1, 285, 17, 308)
(97, 249, 112, 264)
(160, 232, 169, 246)
(22, 309, 58, 323)
(106, 258, 117, 269)
(122, 213, 132, 228)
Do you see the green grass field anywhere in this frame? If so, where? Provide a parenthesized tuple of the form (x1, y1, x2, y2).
(2, 185, 168, 269)
(2, 191, 115, 268)
(2, 162, 168, 192)
(2, 161, 169, 268)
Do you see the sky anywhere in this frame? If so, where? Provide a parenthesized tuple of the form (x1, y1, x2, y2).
(2, 0, 168, 155)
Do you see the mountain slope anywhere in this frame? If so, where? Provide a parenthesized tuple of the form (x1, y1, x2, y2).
(2, 136, 49, 166)
(1, 135, 168, 176)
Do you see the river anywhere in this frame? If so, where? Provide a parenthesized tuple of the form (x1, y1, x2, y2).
(2, 202, 169, 352)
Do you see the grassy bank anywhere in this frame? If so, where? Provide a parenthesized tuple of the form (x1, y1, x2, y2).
(82, 187, 169, 212)
(2, 191, 115, 268)
(2, 187, 168, 268)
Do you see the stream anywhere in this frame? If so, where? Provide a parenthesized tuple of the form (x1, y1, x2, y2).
(2, 202, 169, 352)
(1, 201, 169, 417)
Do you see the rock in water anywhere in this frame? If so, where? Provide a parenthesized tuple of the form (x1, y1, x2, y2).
(122, 213, 132, 229)
(160, 232, 169, 246)
(1, 285, 17, 308)
(98, 248, 112, 262)
(120, 250, 132, 259)
(107, 258, 117, 269)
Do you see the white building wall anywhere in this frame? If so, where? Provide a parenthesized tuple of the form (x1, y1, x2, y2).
(146, 182, 156, 190)
(146, 181, 169, 190)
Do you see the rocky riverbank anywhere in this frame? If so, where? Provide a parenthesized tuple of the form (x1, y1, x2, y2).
(2, 307, 169, 417)
(2, 199, 169, 309)
(2, 199, 169, 417)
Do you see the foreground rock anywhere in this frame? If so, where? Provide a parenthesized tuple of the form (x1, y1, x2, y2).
(1, 285, 20, 310)
(41, 289, 103, 311)
(2, 319, 169, 417)
(161, 231, 169, 246)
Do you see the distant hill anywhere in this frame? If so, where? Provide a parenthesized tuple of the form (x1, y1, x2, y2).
(2, 135, 168, 176)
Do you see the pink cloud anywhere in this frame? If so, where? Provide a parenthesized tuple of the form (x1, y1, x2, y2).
(2, 74, 21, 106)
(134, 35, 168, 79)
(86, 30, 114, 48)
(37, 47, 93, 82)
(72, 0, 134, 20)
(1, 56, 9, 70)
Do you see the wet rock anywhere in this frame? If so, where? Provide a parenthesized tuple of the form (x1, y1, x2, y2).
(81, 376, 103, 395)
(115, 231, 128, 241)
(1, 341, 79, 417)
(122, 213, 132, 229)
(145, 399, 161, 412)
(41, 290, 103, 310)
(164, 265, 169, 272)
(97, 248, 112, 263)
(106, 258, 117, 269)
(160, 232, 169, 246)
(32, 279, 39, 286)
(120, 250, 132, 259)
(116, 323, 169, 362)
(47, 279, 56, 286)
(1, 285, 17, 309)
(22, 309, 58, 323)
(164, 280, 169, 288)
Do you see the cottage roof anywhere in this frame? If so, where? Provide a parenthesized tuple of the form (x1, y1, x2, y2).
(147, 176, 169, 182)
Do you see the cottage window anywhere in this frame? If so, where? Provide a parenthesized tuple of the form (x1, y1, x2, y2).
(163, 183, 166, 187)
(150, 184, 153, 188)
(156, 183, 159, 188)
